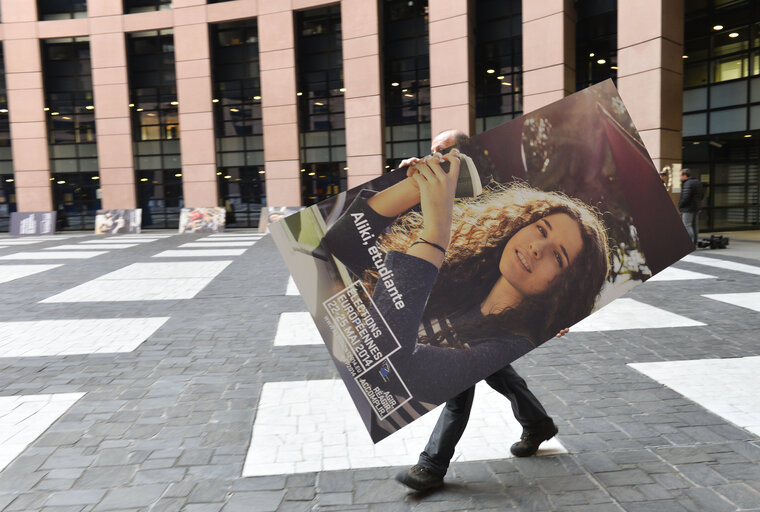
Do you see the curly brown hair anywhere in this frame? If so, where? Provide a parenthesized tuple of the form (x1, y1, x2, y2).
(370, 182, 611, 346)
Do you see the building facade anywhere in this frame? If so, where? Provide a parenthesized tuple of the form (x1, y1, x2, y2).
(0, 0, 755, 232)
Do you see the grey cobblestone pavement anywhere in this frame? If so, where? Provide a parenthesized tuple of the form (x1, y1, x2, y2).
(0, 231, 759, 511)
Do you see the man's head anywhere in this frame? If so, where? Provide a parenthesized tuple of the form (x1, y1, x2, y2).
(431, 129, 468, 154)
(681, 168, 691, 182)
(658, 170, 668, 184)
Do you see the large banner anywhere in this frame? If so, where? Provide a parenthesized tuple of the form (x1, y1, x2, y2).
(271, 81, 694, 443)
(95, 209, 142, 235)
(10, 211, 56, 236)
(178, 207, 225, 233)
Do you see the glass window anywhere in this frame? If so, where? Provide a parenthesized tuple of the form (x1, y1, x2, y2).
(296, 5, 346, 205)
(37, 0, 87, 20)
(123, 0, 171, 14)
(575, 0, 617, 92)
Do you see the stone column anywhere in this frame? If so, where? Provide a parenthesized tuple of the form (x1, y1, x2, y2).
(429, 0, 473, 137)
(342, 0, 384, 188)
(2, 0, 52, 211)
(89, 0, 136, 208)
(522, 0, 575, 113)
(174, 0, 218, 207)
(259, 3, 301, 206)
(617, 0, 684, 173)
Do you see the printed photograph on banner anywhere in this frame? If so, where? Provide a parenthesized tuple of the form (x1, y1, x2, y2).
(258, 206, 305, 233)
(10, 211, 57, 236)
(178, 207, 226, 233)
(270, 80, 694, 443)
(95, 209, 142, 235)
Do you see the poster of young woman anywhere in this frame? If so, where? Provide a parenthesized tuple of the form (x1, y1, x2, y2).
(270, 80, 694, 443)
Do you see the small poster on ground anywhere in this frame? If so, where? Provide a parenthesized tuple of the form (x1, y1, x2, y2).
(271, 80, 694, 443)
(10, 211, 57, 236)
(258, 206, 304, 233)
(178, 207, 225, 233)
(95, 209, 142, 235)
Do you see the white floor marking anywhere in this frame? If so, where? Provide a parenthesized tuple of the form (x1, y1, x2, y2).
(571, 298, 705, 332)
(702, 292, 760, 313)
(44, 244, 137, 250)
(629, 356, 760, 437)
(273, 313, 322, 346)
(286, 276, 299, 296)
(243, 379, 566, 477)
(153, 249, 246, 258)
(0, 240, 47, 245)
(179, 242, 256, 248)
(194, 237, 261, 242)
(682, 254, 760, 276)
(40, 261, 232, 302)
(0, 251, 108, 260)
(648, 267, 716, 281)
(0, 393, 86, 472)
(0, 318, 169, 357)
(207, 233, 262, 237)
(0, 265, 62, 285)
(81, 239, 157, 244)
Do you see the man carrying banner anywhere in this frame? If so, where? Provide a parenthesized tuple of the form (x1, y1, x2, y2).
(393, 130, 563, 491)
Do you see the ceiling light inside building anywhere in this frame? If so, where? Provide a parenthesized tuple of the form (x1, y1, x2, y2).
(597, 59, 606, 64)
(308, 172, 315, 176)
(404, 93, 413, 97)
(85, 105, 94, 110)
(339, 88, 346, 92)
(170, 101, 178, 105)
(497, 75, 504, 80)
(744, 134, 752, 138)
(0, 109, 8, 113)
(253, 96, 261, 100)
(259, 170, 265, 174)
(92, 176, 99, 180)
(140, 178, 149, 181)
(146, 113, 156, 117)
(230, 108, 239, 112)
(589, 52, 595, 57)
(62, 116, 71, 120)
(4, 178, 13, 183)
(175, 173, 182, 177)
(502, 82, 512, 86)
(212, 98, 220, 103)
(296, 92, 303, 96)
(217, 172, 222, 175)
(486, 69, 495, 74)
(729, 32, 739, 38)
(610, 66, 618, 70)
(136, 108, 144, 112)
(44, 107, 50, 111)
(129, 103, 135, 107)
(683, 55, 689, 59)
(56, 180, 65, 184)
(224, 175, 232, 179)
(713, 24, 723, 30)
(391, 82, 399, 87)
(314, 102, 324, 106)
(51, 112, 60, 116)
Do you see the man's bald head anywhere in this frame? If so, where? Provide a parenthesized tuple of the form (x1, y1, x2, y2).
(431, 129, 468, 153)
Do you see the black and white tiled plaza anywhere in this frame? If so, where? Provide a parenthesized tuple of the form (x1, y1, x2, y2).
(0, 230, 759, 511)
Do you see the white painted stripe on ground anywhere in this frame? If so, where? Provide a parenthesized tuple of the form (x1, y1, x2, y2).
(0, 393, 86, 472)
(286, 276, 299, 296)
(179, 242, 256, 248)
(0, 251, 108, 260)
(40, 261, 232, 302)
(648, 267, 716, 281)
(0, 240, 46, 245)
(273, 313, 322, 346)
(682, 254, 760, 276)
(629, 356, 760, 437)
(703, 292, 760, 313)
(44, 244, 138, 250)
(243, 379, 566, 477)
(0, 265, 62, 285)
(194, 237, 261, 242)
(0, 317, 169, 357)
(571, 298, 705, 332)
(82, 239, 157, 244)
(153, 249, 246, 257)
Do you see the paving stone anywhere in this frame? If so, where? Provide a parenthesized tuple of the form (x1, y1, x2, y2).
(220, 491, 284, 512)
(93, 484, 167, 510)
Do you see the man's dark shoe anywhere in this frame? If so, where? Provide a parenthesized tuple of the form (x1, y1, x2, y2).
(510, 423, 559, 457)
(395, 464, 444, 491)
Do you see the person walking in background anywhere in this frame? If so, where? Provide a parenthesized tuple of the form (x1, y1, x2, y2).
(678, 168, 704, 245)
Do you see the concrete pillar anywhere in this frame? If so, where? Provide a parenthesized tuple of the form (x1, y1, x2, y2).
(429, 0, 473, 137)
(89, 1, 136, 209)
(522, 0, 575, 113)
(617, 0, 684, 173)
(174, 1, 218, 208)
(2, 0, 52, 211)
(342, 0, 384, 189)
(259, 3, 301, 207)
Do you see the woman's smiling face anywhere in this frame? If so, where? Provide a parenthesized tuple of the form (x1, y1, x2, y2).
(498, 212, 584, 300)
